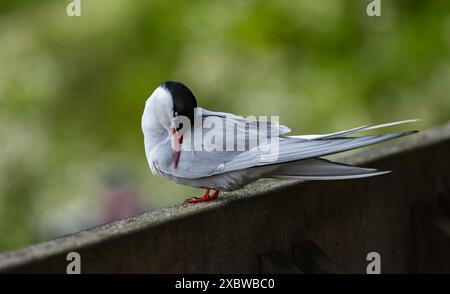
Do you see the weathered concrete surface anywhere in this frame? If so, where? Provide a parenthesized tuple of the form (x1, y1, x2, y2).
(1, 122, 450, 273)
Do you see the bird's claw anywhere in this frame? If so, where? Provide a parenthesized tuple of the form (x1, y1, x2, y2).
(185, 195, 211, 204)
(185, 190, 220, 204)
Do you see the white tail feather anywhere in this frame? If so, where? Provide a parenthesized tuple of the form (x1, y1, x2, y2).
(289, 119, 420, 140)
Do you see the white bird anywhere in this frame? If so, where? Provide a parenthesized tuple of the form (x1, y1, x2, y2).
(142, 81, 418, 204)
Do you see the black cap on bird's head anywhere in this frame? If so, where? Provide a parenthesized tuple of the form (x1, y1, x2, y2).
(161, 81, 197, 129)
(158, 81, 197, 169)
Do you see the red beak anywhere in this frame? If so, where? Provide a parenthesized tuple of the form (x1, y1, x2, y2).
(171, 128, 183, 169)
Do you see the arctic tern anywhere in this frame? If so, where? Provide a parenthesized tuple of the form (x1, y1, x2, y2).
(142, 81, 417, 204)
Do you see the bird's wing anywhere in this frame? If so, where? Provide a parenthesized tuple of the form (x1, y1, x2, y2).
(199, 108, 291, 136)
(156, 111, 418, 179)
(220, 131, 416, 174)
(158, 130, 416, 179)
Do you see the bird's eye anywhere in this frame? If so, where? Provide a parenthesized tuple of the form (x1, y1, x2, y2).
(176, 123, 183, 131)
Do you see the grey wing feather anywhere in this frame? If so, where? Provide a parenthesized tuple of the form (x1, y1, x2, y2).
(221, 131, 417, 174)
(199, 108, 291, 135)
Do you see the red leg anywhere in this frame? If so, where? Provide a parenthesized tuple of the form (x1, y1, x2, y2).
(185, 188, 220, 204)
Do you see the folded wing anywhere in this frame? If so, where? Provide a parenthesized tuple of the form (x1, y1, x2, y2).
(159, 116, 417, 179)
(221, 131, 416, 174)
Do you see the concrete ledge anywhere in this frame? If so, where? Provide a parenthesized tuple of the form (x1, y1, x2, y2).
(1, 122, 450, 273)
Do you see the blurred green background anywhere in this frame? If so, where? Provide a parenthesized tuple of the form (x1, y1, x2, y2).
(0, 0, 449, 252)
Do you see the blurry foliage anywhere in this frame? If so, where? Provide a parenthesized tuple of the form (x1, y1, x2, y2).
(0, 0, 450, 252)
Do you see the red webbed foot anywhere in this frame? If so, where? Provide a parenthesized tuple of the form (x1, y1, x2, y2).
(185, 188, 220, 204)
